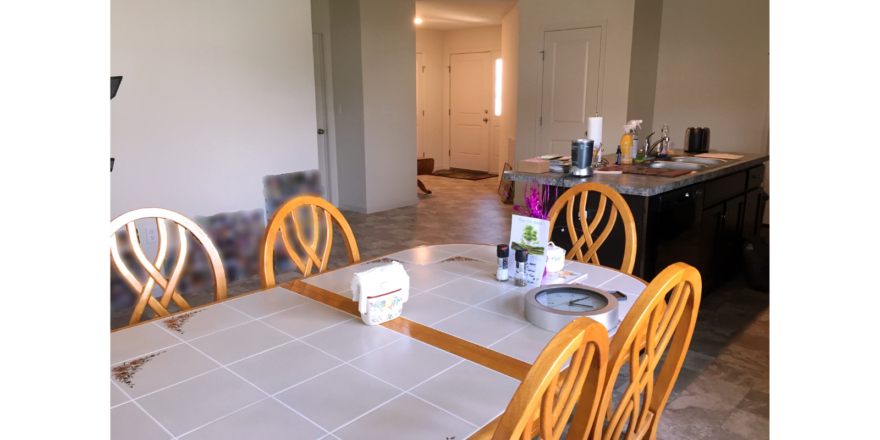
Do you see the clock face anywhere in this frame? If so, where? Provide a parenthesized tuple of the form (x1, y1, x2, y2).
(535, 288, 609, 313)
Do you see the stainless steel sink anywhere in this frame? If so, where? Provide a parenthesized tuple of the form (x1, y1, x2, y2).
(647, 162, 706, 171)
(672, 157, 727, 165)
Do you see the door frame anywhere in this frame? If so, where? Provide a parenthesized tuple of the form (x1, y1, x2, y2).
(312, 32, 338, 206)
(534, 20, 608, 158)
(416, 52, 427, 159)
(446, 50, 498, 171)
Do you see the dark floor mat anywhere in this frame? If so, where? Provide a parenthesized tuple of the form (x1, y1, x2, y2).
(432, 168, 498, 181)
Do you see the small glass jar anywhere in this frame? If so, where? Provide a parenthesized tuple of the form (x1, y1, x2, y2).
(496, 244, 510, 281)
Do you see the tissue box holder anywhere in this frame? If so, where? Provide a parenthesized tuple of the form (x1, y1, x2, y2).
(363, 289, 405, 325)
(351, 262, 410, 326)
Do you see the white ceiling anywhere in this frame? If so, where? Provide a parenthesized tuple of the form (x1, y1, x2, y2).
(415, 0, 517, 30)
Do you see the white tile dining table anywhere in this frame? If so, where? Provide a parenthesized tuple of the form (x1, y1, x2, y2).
(110, 244, 647, 440)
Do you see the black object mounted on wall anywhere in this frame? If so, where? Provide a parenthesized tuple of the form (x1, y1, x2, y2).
(111, 76, 122, 99)
(111, 76, 122, 171)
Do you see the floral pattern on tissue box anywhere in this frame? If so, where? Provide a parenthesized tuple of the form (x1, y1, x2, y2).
(365, 293, 403, 325)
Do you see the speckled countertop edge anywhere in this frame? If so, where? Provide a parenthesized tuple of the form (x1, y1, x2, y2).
(502, 153, 769, 197)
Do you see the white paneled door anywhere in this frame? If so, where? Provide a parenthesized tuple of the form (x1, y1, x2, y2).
(416, 52, 426, 159)
(450, 52, 493, 171)
(539, 27, 603, 156)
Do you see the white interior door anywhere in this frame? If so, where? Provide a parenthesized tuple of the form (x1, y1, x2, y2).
(416, 52, 426, 159)
(313, 33, 331, 198)
(539, 27, 603, 156)
(450, 52, 492, 171)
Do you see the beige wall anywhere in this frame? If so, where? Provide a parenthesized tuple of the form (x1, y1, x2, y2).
(500, 3, 519, 173)
(329, 0, 368, 211)
(360, 0, 419, 212)
(516, 0, 636, 162)
(626, 0, 663, 137)
(330, 0, 418, 213)
(111, 0, 318, 219)
(651, 0, 769, 155)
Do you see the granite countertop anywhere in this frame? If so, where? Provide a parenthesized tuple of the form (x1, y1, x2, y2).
(502, 152, 769, 197)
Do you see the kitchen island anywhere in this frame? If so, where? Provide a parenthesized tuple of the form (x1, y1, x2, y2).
(503, 152, 769, 291)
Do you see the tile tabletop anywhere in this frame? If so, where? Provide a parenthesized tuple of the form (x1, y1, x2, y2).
(110, 245, 647, 439)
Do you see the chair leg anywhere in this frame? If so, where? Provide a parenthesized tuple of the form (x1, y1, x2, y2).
(417, 179, 432, 194)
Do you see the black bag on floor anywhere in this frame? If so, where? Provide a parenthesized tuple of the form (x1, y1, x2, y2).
(743, 235, 769, 292)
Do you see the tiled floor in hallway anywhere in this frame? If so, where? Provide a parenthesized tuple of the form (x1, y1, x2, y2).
(111, 174, 769, 439)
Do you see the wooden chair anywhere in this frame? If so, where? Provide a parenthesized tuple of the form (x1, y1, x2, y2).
(259, 195, 360, 288)
(492, 318, 609, 440)
(584, 262, 702, 440)
(110, 208, 227, 327)
(546, 182, 637, 274)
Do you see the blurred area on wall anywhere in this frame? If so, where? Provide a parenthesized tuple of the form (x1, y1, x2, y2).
(110, 170, 326, 314)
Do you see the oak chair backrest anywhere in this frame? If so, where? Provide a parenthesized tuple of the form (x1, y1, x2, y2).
(590, 262, 702, 440)
(492, 318, 609, 440)
(259, 195, 360, 288)
(110, 208, 227, 327)
(546, 183, 637, 274)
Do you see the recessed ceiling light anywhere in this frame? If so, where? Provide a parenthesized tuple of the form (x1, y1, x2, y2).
(414, 18, 423, 24)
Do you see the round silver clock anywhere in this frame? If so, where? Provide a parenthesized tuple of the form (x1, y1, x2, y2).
(524, 284, 619, 333)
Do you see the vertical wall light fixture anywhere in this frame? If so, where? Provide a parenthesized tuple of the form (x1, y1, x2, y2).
(494, 59, 502, 116)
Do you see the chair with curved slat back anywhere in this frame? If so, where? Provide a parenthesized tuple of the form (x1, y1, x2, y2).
(259, 195, 360, 288)
(110, 208, 227, 328)
(491, 318, 609, 440)
(546, 183, 637, 274)
(576, 262, 702, 440)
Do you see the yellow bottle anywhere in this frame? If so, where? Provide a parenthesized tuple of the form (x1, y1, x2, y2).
(620, 133, 633, 165)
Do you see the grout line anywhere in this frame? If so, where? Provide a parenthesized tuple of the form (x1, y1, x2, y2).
(115, 383, 178, 440)
(596, 273, 623, 288)
(327, 392, 407, 434)
(226, 295, 316, 321)
(486, 323, 532, 349)
(221, 338, 300, 368)
(111, 340, 187, 367)
(109, 379, 132, 409)
(405, 392, 479, 429)
(175, 397, 272, 438)
(174, 332, 333, 438)
(269, 363, 349, 398)
(125, 366, 226, 402)
(404, 359, 466, 392)
(419, 299, 475, 327)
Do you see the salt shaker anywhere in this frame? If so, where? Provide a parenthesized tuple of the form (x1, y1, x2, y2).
(514, 249, 529, 287)
(496, 244, 510, 281)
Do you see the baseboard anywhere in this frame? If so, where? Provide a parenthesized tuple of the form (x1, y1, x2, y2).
(338, 203, 368, 214)
(365, 197, 419, 214)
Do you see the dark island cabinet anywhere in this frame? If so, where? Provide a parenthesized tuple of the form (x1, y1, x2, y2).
(550, 164, 766, 294)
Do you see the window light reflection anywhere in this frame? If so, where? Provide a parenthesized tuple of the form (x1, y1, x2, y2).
(495, 58, 502, 116)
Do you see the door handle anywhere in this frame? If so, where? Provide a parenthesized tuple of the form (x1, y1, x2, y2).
(483, 118, 488, 123)
(317, 129, 325, 134)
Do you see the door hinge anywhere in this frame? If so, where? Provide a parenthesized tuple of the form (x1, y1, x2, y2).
(448, 66, 451, 73)
(422, 110, 425, 116)
(448, 150, 451, 156)
(541, 50, 544, 61)
(540, 116, 543, 125)
(422, 66, 426, 73)
(449, 109, 451, 116)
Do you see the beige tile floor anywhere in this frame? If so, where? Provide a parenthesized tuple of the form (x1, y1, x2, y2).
(111, 174, 769, 440)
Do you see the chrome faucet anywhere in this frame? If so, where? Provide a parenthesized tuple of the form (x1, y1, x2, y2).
(648, 138, 665, 157)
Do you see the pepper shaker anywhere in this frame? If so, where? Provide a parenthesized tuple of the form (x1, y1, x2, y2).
(514, 249, 529, 287)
